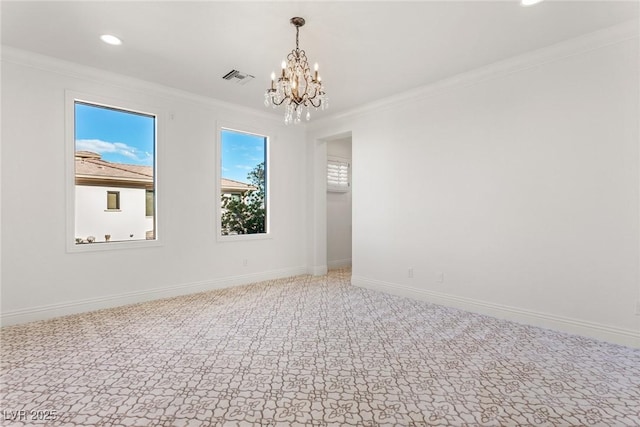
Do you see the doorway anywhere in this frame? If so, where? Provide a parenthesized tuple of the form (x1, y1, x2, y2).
(326, 136, 352, 269)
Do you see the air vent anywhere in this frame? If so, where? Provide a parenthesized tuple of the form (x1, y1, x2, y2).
(222, 69, 255, 85)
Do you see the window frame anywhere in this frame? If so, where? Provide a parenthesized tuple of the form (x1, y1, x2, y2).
(106, 191, 121, 211)
(65, 90, 162, 253)
(216, 122, 271, 242)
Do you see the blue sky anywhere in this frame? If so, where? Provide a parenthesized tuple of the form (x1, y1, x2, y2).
(75, 102, 155, 166)
(75, 103, 265, 184)
(221, 129, 266, 183)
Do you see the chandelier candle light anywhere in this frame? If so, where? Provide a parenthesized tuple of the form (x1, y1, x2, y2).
(265, 17, 328, 124)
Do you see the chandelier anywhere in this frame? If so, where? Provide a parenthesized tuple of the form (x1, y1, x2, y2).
(265, 17, 328, 125)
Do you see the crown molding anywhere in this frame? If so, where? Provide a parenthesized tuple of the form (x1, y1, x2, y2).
(0, 45, 284, 123)
(2, 19, 637, 130)
(310, 20, 639, 127)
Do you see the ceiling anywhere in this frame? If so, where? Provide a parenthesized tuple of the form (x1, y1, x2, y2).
(2, 1, 638, 121)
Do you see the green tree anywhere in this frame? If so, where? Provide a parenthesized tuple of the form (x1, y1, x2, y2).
(221, 162, 265, 235)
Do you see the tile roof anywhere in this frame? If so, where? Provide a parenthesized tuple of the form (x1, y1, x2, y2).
(221, 178, 256, 192)
(75, 151, 152, 182)
(75, 152, 256, 192)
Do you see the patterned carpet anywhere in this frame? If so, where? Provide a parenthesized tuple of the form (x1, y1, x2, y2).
(1, 268, 639, 426)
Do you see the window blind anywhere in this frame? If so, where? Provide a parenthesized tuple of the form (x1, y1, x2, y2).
(327, 157, 350, 192)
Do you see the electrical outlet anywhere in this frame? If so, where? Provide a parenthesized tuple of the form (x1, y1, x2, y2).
(635, 301, 640, 316)
(436, 272, 444, 283)
(408, 267, 414, 278)
(243, 259, 248, 267)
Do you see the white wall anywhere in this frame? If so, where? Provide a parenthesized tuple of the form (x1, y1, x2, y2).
(308, 26, 640, 347)
(75, 185, 152, 243)
(1, 48, 307, 324)
(327, 138, 352, 268)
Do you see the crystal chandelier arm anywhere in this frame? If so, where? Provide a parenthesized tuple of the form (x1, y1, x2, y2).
(267, 92, 289, 107)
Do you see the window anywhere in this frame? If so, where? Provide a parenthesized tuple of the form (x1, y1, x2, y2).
(73, 100, 156, 245)
(220, 128, 268, 236)
(145, 190, 154, 217)
(106, 191, 120, 210)
(327, 156, 350, 192)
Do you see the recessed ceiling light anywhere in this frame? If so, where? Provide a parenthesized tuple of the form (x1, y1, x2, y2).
(521, 0, 544, 6)
(100, 34, 122, 45)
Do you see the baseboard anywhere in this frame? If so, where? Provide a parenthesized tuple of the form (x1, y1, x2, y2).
(328, 258, 352, 269)
(351, 275, 640, 349)
(308, 265, 328, 276)
(1, 266, 307, 327)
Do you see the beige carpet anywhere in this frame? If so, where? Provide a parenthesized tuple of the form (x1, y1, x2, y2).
(1, 268, 639, 426)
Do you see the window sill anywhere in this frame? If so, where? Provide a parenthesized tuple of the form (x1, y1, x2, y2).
(104, 209, 121, 212)
(217, 233, 272, 243)
(67, 238, 162, 253)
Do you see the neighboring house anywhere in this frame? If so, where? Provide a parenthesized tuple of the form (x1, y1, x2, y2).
(75, 151, 155, 242)
(221, 178, 256, 201)
(220, 177, 257, 235)
(75, 152, 256, 243)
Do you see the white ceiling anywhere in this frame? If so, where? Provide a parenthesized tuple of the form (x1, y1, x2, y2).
(2, 1, 638, 121)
